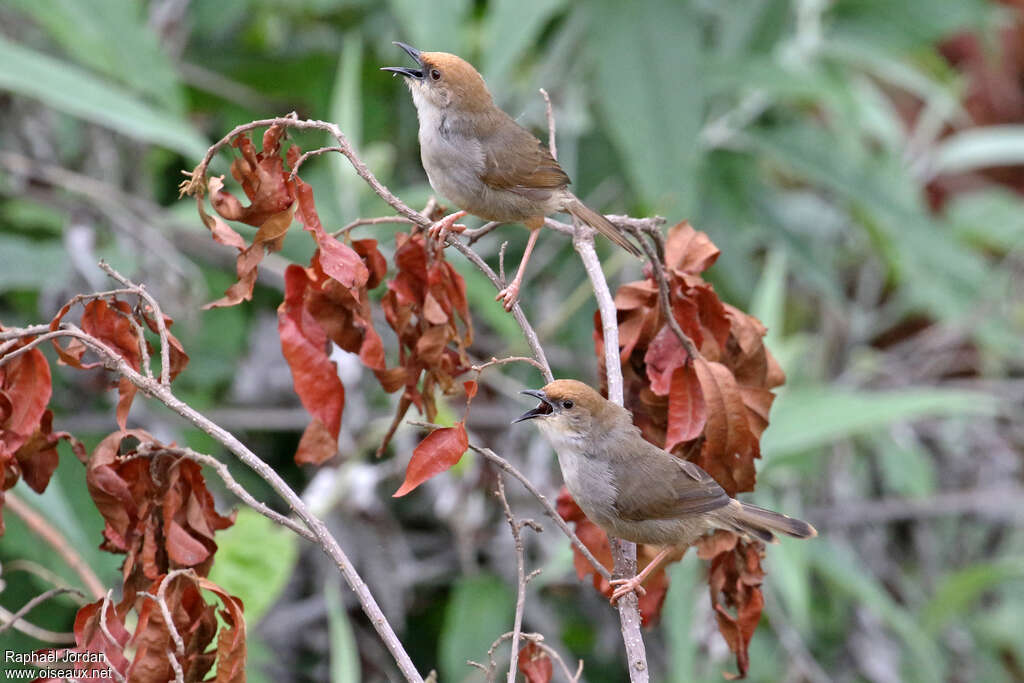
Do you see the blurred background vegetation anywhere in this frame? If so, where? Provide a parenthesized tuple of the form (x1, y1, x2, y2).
(2, 0, 1023, 681)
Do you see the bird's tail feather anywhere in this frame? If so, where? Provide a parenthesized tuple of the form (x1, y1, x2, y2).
(565, 197, 642, 257)
(723, 501, 817, 544)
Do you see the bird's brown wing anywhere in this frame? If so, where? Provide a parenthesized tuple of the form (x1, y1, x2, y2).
(479, 118, 570, 200)
(612, 443, 730, 521)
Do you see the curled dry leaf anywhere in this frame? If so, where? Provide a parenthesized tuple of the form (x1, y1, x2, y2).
(595, 221, 785, 496)
(279, 263, 346, 466)
(590, 221, 784, 664)
(278, 238, 390, 466)
(53, 573, 246, 683)
(85, 431, 235, 596)
(0, 328, 54, 534)
(49, 297, 190, 430)
(517, 641, 553, 683)
(709, 539, 766, 680)
(202, 124, 295, 308)
(199, 126, 372, 309)
(377, 231, 473, 455)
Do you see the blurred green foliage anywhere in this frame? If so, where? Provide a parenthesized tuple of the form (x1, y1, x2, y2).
(2, 0, 1023, 681)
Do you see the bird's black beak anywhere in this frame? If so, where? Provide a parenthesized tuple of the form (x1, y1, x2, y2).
(381, 41, 425, 80)
(513, 390, 555, 424)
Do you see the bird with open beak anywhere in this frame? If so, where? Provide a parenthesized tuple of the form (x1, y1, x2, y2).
(514, 379, 816, 602)
(382, 42, 641, 311)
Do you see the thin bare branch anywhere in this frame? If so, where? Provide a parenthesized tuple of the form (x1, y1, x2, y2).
(4, 492, 106, 599)
(180, 115, 554, 386)
(0, 587, 83, 636)
(17, 301, 424, 681)
(539, 88, 557, 160)
(464, 221, 504, 245)
(333, 215, 414, 238)
(576, 234, 649, 681)
(494, 475, 532, 683)
(0, 606, 75, 644)
(471, 355, 548, 375)
(134, 443, 315, 541)
(153, 570, 191, 657)
(95, 592, 129, 683)
(483, 632, 582, 683)
(469, 441, 612, 583)
(635, 234, 700, 360)
(99, 260, 172, 386)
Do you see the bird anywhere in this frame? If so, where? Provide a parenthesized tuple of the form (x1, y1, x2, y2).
(514, 379, 816, 603)
(382, 41, 641, 311)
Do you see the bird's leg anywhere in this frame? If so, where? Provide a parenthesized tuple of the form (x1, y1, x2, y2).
(495, 222, 542, 311)
(427, 210, 467, 245)
(609, 546, 676, 604)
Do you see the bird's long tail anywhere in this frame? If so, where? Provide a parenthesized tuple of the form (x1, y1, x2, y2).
(564, 196, 642, 256)
(717, 500, 817, 544)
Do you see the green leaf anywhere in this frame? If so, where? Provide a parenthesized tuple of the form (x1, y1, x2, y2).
(920, 561, 1024, 635)
(946, 188, 1024, 252)
(587, 0, 704, 218)
(0, 236, 72, 290)
(329, 34, 365, 221)
(386, 0, 471, 55)
(207, 508, 299, 624)
(8, 0, 184, 112)
(829, 0, 991, 53)
(439, 574, 515, 682)
(749, 247, 787, 350)
(0, 35, 208, 158)
(745, 124, 997, 321)
(480, 0, 567, 84)
(811, 540, 944, 681)
(932, 125, 1024, 176)
(762, 387, 996, 460)
(766, 536, 812, 634)
(662, 554, 702, 683)
(325, 579, 362, 683)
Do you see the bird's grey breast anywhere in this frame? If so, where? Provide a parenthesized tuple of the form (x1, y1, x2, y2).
(543, 432, 619, 529)
(414, 105, 484, 208)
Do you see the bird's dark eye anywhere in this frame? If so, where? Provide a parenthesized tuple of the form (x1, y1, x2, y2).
(561, 400, 574, 410)
(430, 68, 441, 81)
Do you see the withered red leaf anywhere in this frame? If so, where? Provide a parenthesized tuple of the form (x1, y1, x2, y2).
(141, 310, 190, 382)
(693, 359, 756, 496)
(295, 417, 338, 466)
(278, 264, 344, 466)
(204, 125, 298, 309)
(291, 177, 369, 289)
(393, 423, 468, 497)
(12, 410, 82, 493)
(86, 431, 234, 589)
(305, 249, 386, 371)
(665, 363, 706, 453)
(197, 185, 246, 250)
(663, 221, 720, 274)
(0, 338, 52, 457)
(196, 576, 247, 683)
(517, 641, 553, 683)
(709, 540, 766, 679)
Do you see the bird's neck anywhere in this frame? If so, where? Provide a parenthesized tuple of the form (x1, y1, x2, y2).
(413, 100, 503, 139)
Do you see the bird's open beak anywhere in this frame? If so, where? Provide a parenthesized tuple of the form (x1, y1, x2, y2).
(513, 390, 555, 424)
(381, 41, 425, 79)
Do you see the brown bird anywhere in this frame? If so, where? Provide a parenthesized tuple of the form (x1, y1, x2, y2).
(382, 42, 641, 310)
(514, 379, 816, 602)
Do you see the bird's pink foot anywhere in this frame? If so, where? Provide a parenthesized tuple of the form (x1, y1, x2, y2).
(495, 281, 522, 311)
(609, 577, 648, 605)
(427, 210, 467, 245)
